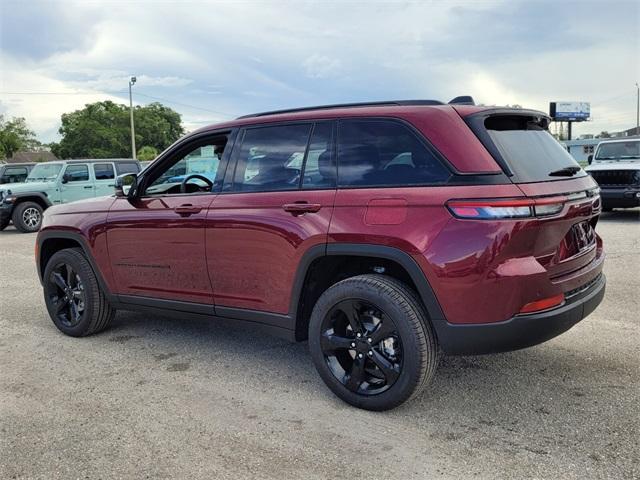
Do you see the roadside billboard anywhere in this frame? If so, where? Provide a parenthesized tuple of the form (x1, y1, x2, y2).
(550, 102, 590, 121)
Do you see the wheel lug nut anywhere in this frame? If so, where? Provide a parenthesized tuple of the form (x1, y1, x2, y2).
(356, 333, 362, 338)
(368, 350, 373, 356)
(358, 353, 364, 359)
(367, 338, 372, 343)
(350, 342, 356, 348)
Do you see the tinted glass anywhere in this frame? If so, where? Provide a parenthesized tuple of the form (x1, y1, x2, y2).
(337, 120, 450, 187)
(302, 122, 334, 189)
(115, 162, 140, 174)
(233, 124, 312, 192)
(94, 163, 115, 180)
(485, 115, 586, 182)
(65, 164, 89, 182)
(1, 167, 28, 183)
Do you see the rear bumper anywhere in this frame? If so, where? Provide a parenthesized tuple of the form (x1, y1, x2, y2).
(600, 187, 640, 208)
(437, 273, 606, 355)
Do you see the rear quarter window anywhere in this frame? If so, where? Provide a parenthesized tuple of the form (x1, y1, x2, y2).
(337, 119, 450, 187)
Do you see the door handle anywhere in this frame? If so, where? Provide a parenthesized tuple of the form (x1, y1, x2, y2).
(84, 186, 93, 189)
(175, 204, 202, 216)
(282, 202, 322, 216)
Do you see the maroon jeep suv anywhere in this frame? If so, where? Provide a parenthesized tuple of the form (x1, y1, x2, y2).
(36, 98, 605, 410)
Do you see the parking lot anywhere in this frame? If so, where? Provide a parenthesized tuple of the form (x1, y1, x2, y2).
(0, 210, 638, 480)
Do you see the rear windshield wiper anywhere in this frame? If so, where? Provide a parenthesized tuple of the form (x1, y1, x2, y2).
(548, 166, 581, 177)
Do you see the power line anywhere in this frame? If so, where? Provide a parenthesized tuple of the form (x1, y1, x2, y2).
(0, 90, 237, 118)
(591, 92, 634, 107)
(133, 92, 235, 117)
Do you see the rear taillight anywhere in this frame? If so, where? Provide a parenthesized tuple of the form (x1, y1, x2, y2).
(447, 196, 567, 220)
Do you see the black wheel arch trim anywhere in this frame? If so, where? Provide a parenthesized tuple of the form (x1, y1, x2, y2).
(288, 243, 448, 342)
(11, 192, 52, 208)
(8, 192, 52, 209)
(37, 230, 112, 300)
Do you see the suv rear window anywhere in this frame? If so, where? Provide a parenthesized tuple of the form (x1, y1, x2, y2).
(482, 115, 585, 182)
(337, 119, 450, 187)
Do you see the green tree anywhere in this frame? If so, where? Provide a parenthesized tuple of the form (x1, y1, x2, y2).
(53, 101, 184, 159)
(596, 131, 611, 139)
(0, 115, 40, 159)
(137, 146, 158, 161)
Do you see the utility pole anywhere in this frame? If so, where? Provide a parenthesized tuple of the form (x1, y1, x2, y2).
(129, 76, 137, 160)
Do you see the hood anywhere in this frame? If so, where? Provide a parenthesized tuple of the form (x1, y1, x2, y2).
(46, 195, 117, 216)
(0, 181, 52, 193)
(586, 160, 640, 172)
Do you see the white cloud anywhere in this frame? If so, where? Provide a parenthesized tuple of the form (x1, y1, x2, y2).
(302, 54, 342, 79)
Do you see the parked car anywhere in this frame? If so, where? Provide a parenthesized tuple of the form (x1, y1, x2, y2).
(585, 137, 640, 210)
(0, 162, 35, 184)
(0, 159, 140, 232)
(35, 99, 605, 410)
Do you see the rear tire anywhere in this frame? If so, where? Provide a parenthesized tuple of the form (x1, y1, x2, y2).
(12, 201, 43, 233)
(308, 274, 438, 411)
(43, 248, 115, 337)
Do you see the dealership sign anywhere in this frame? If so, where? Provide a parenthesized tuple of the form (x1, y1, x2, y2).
(549, 102, 590, 121)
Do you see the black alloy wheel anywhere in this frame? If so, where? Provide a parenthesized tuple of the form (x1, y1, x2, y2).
(309, 274, 439, 411)
(320, 299, 402, 395)
(43, 248, 115, 336)
(47, 262, 86, 327)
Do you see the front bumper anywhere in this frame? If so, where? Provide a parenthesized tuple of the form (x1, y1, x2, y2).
(600, 187, 640, 208)
(0, 203, 13, 224)
(438, 273, 606, 355)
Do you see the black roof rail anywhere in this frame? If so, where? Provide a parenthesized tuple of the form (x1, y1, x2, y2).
(448, 95, 475, 106)
(236, 99, 445, 119)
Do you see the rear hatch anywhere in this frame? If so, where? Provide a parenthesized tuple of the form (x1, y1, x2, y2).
(459, 108, 602, 283)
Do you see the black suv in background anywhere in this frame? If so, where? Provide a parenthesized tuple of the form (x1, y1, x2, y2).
(0, 163, 35, 184)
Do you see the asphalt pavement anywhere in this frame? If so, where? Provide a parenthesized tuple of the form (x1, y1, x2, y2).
(1, 209, 638, 479)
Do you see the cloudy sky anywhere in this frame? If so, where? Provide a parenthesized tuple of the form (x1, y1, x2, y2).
(1, 0, 638, 142)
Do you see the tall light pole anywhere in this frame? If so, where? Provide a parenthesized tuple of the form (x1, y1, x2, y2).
(636, 82, 639, 135)
(129, 76, 137, 159)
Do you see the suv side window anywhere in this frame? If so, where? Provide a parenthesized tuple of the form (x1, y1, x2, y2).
(144, 139, 227, 196)
(337, 119, 451, 187)
(94, 163, 115, 180)
(115, 162, 140, 175)
(64, 164, 90, 182)
(232, 124, 312, 192)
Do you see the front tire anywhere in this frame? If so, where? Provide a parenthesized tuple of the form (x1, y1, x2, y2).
(43, 248, 115, 337)
(308, 274, 438, 411)
(12, 201, 43, 233)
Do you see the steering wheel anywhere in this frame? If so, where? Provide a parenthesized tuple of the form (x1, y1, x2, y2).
(180, 174, 214, 193)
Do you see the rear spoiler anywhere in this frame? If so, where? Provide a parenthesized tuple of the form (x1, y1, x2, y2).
(449, 96, 475, 106)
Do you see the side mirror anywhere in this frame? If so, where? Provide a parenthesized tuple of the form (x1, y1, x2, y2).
(115, 173, 138, 198)
(61, 174, 70, 184)
(587, 154, 593, 165)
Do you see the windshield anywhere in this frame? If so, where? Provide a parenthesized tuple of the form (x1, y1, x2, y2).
(26, 163, 63, 182)
(483, 115, 585, 182)
(594, 141, 640, 161)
